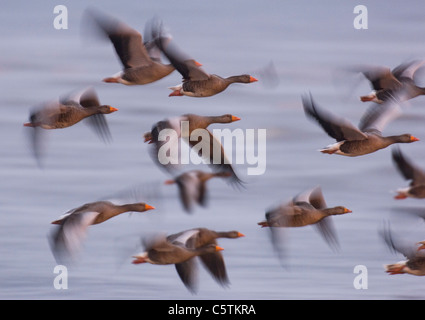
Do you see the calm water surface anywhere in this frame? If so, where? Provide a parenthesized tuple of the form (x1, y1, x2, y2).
(1, 0, 425, 300)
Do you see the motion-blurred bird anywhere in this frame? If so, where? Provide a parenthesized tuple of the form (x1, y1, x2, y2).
(84, 8, 178, 85)
(49, 193, 155, 264)
(152, 20, 257, 97)
(24, 87, 117, 166)
(165, 228, 244, 293)
(258, 186, 351, 259)
(145, 113, 243, 186)
(352, 60, 425, 103)
(132, 232, 224, 293)
(380, 221, 425, 276)
(302, 92, 419, 156)
(164, 170, 232, 213)
(391, 147, 425, 199)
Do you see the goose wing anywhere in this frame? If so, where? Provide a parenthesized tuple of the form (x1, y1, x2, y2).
(302, 93, 367, 141)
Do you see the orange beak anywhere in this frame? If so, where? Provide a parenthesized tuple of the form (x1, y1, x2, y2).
(249, 76, 258, 83)
(109, 106, 119, 112)
(344, 208, 352, 213)
(231, 115, 241, 122)
(411, 136, 420, 142)
(144, 204, 155, 210)
(237, 232, 245, 237)
(215, 246, 224, 252)
(195, 61, 203, 67)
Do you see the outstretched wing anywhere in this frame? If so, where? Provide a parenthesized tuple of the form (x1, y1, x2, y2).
(49, 210, 100, 264)
(302, 93, 367, 141)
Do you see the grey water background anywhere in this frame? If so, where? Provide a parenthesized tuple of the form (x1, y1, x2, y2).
(2, 0, 425, 300)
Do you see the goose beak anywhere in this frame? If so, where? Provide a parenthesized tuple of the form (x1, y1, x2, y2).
(344, 208, 352, 213)
(109, 106, 119, 112)
(195, 61, 203, 67)
(144, 204, 155, 211)
(215, 246, 224, 252)
(231, 115, 241, 122)
(237, 232, 245, 237)
(411, 136, 420, 142)
(249, 76, 258, 83)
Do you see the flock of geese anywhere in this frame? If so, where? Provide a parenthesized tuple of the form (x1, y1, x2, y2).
(22, 7, 425, 294)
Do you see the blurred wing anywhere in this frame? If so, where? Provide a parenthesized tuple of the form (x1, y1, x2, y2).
(308, 186, 327, 210)
(199, 252, 230, 287)
(151, 20, 209, 81)
(315, 218, 340, 252)
(49, 211, 100, 264)
(79, 87, 101, 108)
(176, 173, 200, 213)
(174, 259, 198, 294)
(358, 98, 402, 134)
(379, 220, 417, 259)
(143, 16, 171, 62)
(170, 229, 200, 246)
(142, 232, 169, 251)
(302, 93, 367, 142)
(292, 186, 327, 210)
(189, 130, 245, 188)
(392, 60, 425, 81)
(148, 116, 185, 174)
(350, 64, 402, 90)
(392, 147, 425, 186)
(87, 8, 151, 68)
(84, 114, 112, 143)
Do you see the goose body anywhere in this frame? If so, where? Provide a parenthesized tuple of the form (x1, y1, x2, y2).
(380, 223, 425, 276)
(152, 23, 257, 97)
(165, 228, 244, 292)
(24, 87, 117, 134)
(132, 232, 225, 293)
(258, 186, 351, 252)
(165, 170, 232, 213)
(49, 199, 154, 263)
(86, 9, 176, 85)
(355, 60, 425, 103)
(146, 114, 243, 185)
(302, 93, 419, 157)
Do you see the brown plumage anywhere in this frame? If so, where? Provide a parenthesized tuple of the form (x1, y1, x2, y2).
(85, 9, 176, 85)
(380, 221, 425, 276)
(391, 147, 425, 199)
(353, 60, 425, 104)
(165, 170, 232, 213)
(24, 87, 117, 134)
(49, 199, 154, 264)
(302, 92, 419, 157)
(166, 228, 244, 293)
(132, 232, 224, 293)
(24, 87, 117, 166)
(258, 186, 351, 255)
(146, 113, 243, 186)
(152, 21, 257, 97)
